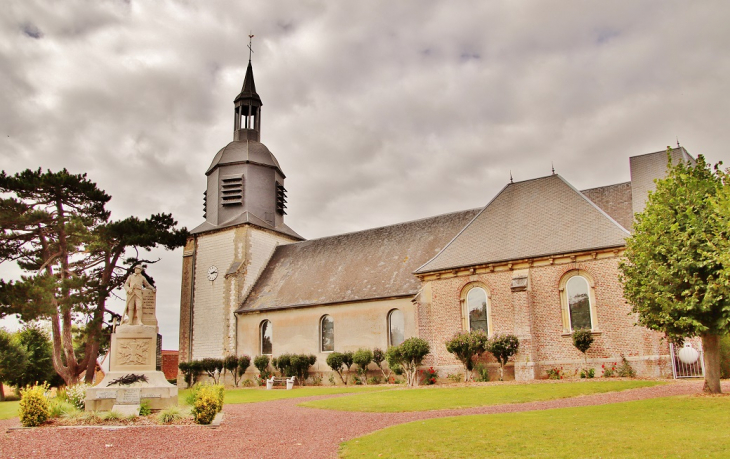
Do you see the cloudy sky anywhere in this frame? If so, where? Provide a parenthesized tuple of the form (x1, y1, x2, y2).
(1, 1, 729, 350)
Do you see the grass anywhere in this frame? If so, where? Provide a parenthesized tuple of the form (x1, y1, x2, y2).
(179, 385, 390, 406)
(0, 399, 20, 420)
(339, 395, 730, 458)
(301, 380, 663, 412)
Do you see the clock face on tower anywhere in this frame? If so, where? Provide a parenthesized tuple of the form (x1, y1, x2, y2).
(207, 265, 218, 281)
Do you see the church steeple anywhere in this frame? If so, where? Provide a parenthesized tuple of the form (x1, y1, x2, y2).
(233, 37, 262, 142)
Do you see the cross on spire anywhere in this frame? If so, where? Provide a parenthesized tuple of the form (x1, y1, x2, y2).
(248, 33, 255, 62)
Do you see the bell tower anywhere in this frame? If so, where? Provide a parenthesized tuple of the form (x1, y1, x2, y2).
(233, 58, 262, 142)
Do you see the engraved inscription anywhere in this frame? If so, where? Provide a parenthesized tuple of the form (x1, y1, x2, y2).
(118, 339, 151, 365)
(94, 391, 117, 400)
(142, 290, 157, 326)
(116, 388, 141, 405)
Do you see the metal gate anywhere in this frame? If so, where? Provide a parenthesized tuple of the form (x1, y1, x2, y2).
(670, 342, 705, 378)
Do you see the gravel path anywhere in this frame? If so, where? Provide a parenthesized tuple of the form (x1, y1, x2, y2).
(0, 380, 720, 459)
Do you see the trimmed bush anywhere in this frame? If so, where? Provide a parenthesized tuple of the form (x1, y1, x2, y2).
(353, 348, 374, 384)
(192, 384, 223, 425)
(19, 383, 50, 427)
(254, 355, 271, 380)
(486, 334, 520, 381)
(445, 330, 488, 382)
(272, 353, 317, 385)
(386, 337, 430, 386)
(326, 352, 348, 384)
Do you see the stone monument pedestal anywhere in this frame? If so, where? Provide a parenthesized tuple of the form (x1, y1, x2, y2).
(85, 278, 178, 412)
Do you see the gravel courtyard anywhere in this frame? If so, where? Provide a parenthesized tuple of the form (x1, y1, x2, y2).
(0, 380, 718, 459)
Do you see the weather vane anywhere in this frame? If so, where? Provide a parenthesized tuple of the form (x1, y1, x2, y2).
(248, 32, 255, 62)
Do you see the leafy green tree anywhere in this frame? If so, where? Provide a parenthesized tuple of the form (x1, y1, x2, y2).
(385, 337, 430, 386)
(0, 328, 28, 401)
(0, 168, 187, 385)
(237, 355, 251, 385)
(13, 324, 59, 388)
(620, 153, 729, 394)
(445, 330, 488, 382)
(486, 334, 520, 381)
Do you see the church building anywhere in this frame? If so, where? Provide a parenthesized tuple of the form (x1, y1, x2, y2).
(178, 58, 692, 381)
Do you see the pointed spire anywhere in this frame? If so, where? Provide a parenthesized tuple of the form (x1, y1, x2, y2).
(235, 60, 261, 104)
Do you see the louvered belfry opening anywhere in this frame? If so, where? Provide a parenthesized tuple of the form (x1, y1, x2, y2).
(221, 175, 244, 206)
(276, 182, 287, 215)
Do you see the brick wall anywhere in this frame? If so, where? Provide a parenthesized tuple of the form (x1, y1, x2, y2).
(422, 253, 670, 379)
(161, 350, 179, 380)
(581, 182, 633, 231)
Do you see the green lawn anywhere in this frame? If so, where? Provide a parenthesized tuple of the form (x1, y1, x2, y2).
(180, 385, 390, 405)
(0, 400, 20, 420)
(301, 380, 663, 412)
(339, 395, 730, 458)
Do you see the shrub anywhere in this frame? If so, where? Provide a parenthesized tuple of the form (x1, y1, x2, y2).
(446, 372, 463, 383)
(580, 368, 595, 378)
(19, 383, 50, 427)
(272, 354, 317, 385)
(474, 364, 490, 382)
(617, 355, 636, 378)
(49, 399, 77, 418)
(486, 334, 520, 381)
(602, 362, 618, 378)
(367, 376, 381, 385)
(185, 383, 202, 406)
(546, 367, 564, 380)
(65, 383, 90, 410)
(254, 355, 272, 380)
(421, 367, 437, 385)
(237, 355, 251, 386)
(372, 348, 389, 379)
(445, 330, 488, 382)
(326, 352, 348, 384)
(104, 410, 122, 421)
(309, 374, 323, 386)
(242, 378, 254, 387)
(139, 400, 152, 416)
(353, 348, 373, 384)
(192, 384, 222, 425)
(386, 337, 430, 386)
(179, 360, 202, 387)
(223, 355, 239, 385)
(572, 329, 594, 360)
(157, 405, 183, 424)
(199, 357, 225, 384)
(342, 351, 354, 376)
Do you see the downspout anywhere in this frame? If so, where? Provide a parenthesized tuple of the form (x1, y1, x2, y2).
(188, 236, 196, 361)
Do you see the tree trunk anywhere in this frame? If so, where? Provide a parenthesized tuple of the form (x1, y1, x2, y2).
(701, 334, 722, 394)
(0, 383, 5, 402)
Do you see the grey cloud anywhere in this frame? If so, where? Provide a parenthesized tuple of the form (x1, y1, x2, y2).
(1, 0, 729, 347)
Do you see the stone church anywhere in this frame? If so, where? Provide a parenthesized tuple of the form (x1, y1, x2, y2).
(178, 59, 692, 381)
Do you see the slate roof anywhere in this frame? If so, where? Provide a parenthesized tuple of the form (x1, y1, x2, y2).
(234, 60, 261, 104)
(190, 211, 303, 239)
(206, 140, 283, 176)
(415, 174, 630, 274)
(237, 208, 481, 312)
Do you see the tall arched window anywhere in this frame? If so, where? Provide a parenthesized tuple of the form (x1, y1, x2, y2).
(466, 286, 489, 333)
(559, 271, 597, 332)
(320, 315, 334, 352)
(260, 320, 272, 355)
(388, 309, 404, 346)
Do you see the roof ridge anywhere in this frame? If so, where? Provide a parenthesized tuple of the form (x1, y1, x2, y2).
(287, 207, 482, 246)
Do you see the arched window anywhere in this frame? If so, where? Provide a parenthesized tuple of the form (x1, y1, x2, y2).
(559, 271, 597, 333)
(260, 320, 272, 355)
(388, 309, 404, 346)
(466, 287, 489, 333)
(320, 315, 334, 352)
